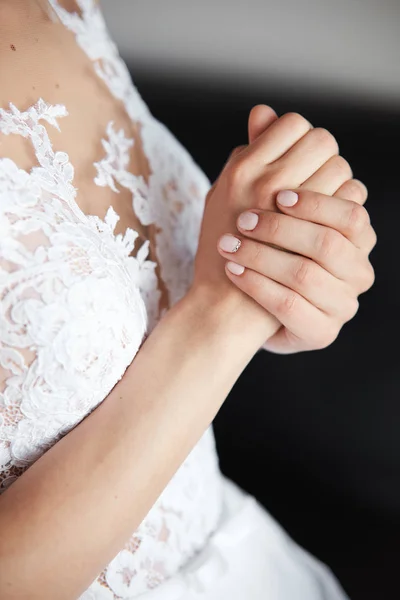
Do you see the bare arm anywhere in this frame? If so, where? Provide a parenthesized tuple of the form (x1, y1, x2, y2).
(0, 13, 270, 596)
(0, 290, 271, 600)
(0, 4, 375, 599)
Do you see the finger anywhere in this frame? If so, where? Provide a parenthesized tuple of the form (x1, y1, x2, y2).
(300, 154, 352, 195)
(226, 144, 248, 166)
(224, 263, 337, 349)
(236, 209, 360, 282)
(334, 178, 368, 205)
(248, 104, 278, 144)
(241, 112, 313, 171)
(267, 127, 339, 189)
(275, 188, 375, 251)
(217, 233, 354, 317)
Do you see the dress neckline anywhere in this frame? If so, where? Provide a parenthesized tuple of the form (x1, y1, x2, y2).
(46, 0, 154, 251)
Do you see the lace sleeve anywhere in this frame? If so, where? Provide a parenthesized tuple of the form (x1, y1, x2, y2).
(0, 149, 148, 493)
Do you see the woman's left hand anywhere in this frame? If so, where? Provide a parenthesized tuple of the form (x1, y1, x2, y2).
(217, 186, 376, 353)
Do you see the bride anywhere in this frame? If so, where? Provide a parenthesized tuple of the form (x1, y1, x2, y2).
(0, 1, 376, 599)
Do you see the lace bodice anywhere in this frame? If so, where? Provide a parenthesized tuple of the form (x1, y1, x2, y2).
(0, 2, 223, 598)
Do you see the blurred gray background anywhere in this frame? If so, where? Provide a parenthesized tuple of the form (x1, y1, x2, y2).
(102, 0, 400, 107)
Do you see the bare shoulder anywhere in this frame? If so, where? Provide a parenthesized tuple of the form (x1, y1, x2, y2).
(0, 0, 113, 171)
(0, 0, 148, 234)
(0, 1, 81, 110)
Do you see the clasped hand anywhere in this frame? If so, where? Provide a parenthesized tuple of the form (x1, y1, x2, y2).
(193, 105, 376, 354)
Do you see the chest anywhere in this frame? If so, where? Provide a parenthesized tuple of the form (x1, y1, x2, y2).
(1, 0, 151, 245)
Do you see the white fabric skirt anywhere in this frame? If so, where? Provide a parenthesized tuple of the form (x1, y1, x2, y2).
(139, 478, 350, 600)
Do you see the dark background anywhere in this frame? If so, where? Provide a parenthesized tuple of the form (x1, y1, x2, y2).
(131, 70, 400, 600)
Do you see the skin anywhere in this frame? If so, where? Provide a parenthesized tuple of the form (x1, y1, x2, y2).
(0, 2, 376, 598)
(195, 105, 375, 353)
(242, 106, 375, 353)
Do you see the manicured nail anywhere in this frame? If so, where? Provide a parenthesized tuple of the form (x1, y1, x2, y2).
(237, 211, 259, 231)
(277, 190, 298, 207)
(219, 234, 241, 253)
(226, 261, 245, 275)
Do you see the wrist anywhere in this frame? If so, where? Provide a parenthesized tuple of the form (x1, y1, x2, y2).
(176, 283, 277, 353)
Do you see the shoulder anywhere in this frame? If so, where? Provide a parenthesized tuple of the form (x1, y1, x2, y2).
(0, 2, 61, 110)
(0, 0, 113, 186)
(0, 2, 74, 179)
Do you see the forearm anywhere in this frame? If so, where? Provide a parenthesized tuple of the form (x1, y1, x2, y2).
(0, 290, 270, 600)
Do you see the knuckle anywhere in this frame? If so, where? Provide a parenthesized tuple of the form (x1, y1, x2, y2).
(346, 203, 370, 235)
(349, 298, 360, 319)
(368, 228, 378, 252)
(312, 127, 339, 153)
(317, 228, 343, 260)
(343, 298, 359, 321)
(292, 258, 314, 287)
(275, 291, 298, 318)
(359, 263, 375, 292)
(228, 156, 250, 187)
(314, 324, 339, 350)
(281, 112, 311, 132)
(221, 146, 247, 180)
(228, 145, 246, 162)
(368, 265, 376, 288)
(333, 155, 353, 178)
(344, 179, 368, 203)
(234, 144, 248, 155)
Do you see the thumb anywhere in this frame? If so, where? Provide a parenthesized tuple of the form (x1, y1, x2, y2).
(248, 104, 278, 144)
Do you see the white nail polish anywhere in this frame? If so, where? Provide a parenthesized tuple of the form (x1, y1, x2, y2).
(226, 261, 245, 275)
(219, 235, 242, 253)
(277, 190, 298, 207)
(238, 212, 259, 231)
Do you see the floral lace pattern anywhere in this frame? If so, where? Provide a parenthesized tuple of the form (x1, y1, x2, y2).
(0, 1, 222, 598)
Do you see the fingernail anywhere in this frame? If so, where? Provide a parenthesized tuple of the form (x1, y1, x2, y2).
(237, 211, 259, 231)
(277, 190, 298, 207)
(219, 234, 241, 253)
(226, 261, 245, 275)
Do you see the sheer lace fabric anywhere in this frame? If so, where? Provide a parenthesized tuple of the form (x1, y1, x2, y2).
(0, 2, 223, 597)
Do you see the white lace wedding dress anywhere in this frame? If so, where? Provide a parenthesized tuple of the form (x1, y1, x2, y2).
(0, 2, 349, 598)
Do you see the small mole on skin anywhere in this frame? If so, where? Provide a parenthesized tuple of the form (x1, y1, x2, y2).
(55, 83, 60, 89)
(32, 86, 36, 90)
(10, 44, 16, 51)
